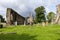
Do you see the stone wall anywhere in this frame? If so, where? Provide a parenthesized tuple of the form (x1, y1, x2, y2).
(55, 4, 60, 24)
(6, 8, 25, 25)
(57, 4, 60, 13)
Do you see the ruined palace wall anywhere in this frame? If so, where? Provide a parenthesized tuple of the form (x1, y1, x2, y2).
(55, 4, 60, 24)
(6, 8, 25, 25)
(57, 4, 60, 14)
(6, 8, 11, 25)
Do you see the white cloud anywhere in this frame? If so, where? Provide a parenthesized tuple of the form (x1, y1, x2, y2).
(0, 0, 18, 4)
(0, 0, 60, 19)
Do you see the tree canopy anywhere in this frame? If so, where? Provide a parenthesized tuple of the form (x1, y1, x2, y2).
(47, 12, 55, 22)
(0, 15, 5, 22)
(35, 6, 46, 23)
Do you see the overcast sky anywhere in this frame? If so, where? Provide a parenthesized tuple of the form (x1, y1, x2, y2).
(0, 0, 60, 19)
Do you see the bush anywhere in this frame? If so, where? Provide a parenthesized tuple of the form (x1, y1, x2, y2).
(0, 24, 3, 28)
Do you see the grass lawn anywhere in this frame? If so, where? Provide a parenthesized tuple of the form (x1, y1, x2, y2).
(0, 24, 60, 40)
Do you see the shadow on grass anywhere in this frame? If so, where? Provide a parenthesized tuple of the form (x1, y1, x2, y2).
(0, 33, 37, 40)
(56, 32, 60, 40)
(58, 39, 60, 40)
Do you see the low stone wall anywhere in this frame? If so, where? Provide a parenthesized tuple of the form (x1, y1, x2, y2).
(0, 23, 6, 27)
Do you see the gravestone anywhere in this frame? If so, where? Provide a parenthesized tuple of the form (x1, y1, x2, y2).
(45, 20, 48, 26)
(14, 21, 17, 25)
(42, 21, 45, 26)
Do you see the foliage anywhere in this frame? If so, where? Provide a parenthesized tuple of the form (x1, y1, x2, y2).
(0, 15, 5, 22)
(35, 6, 46, 23)
(47, 12, 55, 22)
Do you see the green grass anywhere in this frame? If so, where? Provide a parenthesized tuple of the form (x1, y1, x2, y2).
(0, 24, 60, 40)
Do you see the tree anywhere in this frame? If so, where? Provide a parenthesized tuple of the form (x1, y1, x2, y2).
(0, 15, 5, 22)
(35, 6, 46, 23)
(47, 12, 55, 23)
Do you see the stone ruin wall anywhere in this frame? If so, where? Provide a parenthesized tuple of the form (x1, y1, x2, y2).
(6, 8, 25, 25)
(56, 4, 60, 24)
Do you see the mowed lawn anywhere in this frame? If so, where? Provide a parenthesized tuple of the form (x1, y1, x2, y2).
(0, 24, 60, 40)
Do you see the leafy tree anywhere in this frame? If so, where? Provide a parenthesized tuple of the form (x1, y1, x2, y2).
(35, 6, 46, 23)
(0, 15, 5, 22)
(47, 12, 55, 22)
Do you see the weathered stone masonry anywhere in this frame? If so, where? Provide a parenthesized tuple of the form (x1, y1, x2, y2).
(6, 8, 25, 25)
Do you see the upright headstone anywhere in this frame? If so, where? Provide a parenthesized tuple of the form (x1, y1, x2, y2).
(45, 20, 48, 26)
(14, 21, 17, 25)
(42, 21, 45, 27)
